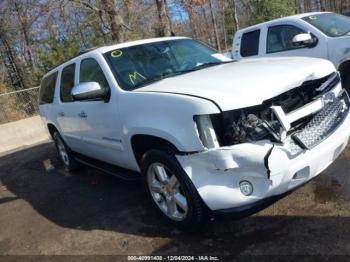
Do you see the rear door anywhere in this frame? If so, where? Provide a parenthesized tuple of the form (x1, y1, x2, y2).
(233, 28, 262, 60)
(55, 63, 87, 152)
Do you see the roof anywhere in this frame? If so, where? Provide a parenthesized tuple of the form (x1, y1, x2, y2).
(44, 36, 189, 77)
(95, 36, 189, 54)
(239, 12, 331, 32)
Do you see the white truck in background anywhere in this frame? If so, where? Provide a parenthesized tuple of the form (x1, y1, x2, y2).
(232, 12, 350, 91)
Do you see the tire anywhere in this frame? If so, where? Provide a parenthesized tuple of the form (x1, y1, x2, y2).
(53, 131, 80, 172)
(140, 149, 207, 229)
(340, 65, 350, 94)
(342, 74, 350, 94)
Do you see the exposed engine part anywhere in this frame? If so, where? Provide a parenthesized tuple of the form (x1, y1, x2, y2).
(215, 72, 341, 147)
(195, 72, 341, 148)
(223, 112, 280, 144)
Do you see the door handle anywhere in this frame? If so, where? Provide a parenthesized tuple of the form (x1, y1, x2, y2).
(58, 112, 65, 117)
(78, 111, 87, 118)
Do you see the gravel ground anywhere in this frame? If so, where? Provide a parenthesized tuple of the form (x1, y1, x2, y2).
(1, 142, 350, 261)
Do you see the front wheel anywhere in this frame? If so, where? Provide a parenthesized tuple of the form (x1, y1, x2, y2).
(342, 74, 350, 94)
(141, 150, 207, 229)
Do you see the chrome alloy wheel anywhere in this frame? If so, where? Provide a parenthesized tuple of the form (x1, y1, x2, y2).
(147, 163, 188, 221)
(56, 136, 70, 166)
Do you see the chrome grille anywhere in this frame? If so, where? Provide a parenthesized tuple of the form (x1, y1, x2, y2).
(292, 90, 350, 149)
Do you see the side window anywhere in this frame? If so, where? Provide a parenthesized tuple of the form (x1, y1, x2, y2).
(267, 25, 306, 53)
(240, 30, 260, 57)
(40, 72, 58, 104)
(60, 64, 76, 102)
(80, 58, 109, 90)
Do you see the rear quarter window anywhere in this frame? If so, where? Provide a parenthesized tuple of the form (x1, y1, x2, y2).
(240, 30, 260, 57)
(40, 72, 58, 104)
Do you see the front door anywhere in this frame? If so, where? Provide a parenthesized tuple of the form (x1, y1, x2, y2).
(264, 23, 327, 60)
(74, 56, 124, 166)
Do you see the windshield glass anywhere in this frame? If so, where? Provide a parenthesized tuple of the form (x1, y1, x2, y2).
(302, 13, 350, 37)
(104, 39, 232, 90)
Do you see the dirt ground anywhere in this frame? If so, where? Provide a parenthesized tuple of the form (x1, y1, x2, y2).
(1, 142, 350, 261)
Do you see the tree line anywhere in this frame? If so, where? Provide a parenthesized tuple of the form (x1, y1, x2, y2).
(1, 0, 350, 93)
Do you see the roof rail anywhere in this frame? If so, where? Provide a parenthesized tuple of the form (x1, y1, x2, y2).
(78, 47, 99, 55)
(47, 46, 99, 74)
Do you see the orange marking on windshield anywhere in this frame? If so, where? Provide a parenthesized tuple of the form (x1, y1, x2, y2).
(129, 71, 146, 85)
(111, 50, 123, 58)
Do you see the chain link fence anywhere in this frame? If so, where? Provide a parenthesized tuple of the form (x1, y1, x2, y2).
(0, 87, 40, 125)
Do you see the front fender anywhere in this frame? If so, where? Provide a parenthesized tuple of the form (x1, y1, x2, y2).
(119, 91, 221, 152)
(127, 127, 186, 153)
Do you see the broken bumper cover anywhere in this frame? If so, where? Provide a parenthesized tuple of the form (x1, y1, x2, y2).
(176, 94, 350, 213)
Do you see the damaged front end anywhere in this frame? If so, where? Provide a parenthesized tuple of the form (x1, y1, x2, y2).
(195, 72, 346, 151)
(177, 72, 350, 211)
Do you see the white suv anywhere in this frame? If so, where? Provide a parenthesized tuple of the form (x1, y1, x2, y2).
(39, 37, 350, 228)
(232, 12, 350, 91)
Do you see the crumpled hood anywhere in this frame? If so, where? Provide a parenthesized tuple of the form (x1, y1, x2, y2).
(137, 57, 335, 111)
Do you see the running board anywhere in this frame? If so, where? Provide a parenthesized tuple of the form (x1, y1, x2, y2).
(73, 152, 141, 182)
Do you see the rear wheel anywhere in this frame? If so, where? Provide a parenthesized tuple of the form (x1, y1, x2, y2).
(141, 149, 207, 229)
(53, 132, 79, 171)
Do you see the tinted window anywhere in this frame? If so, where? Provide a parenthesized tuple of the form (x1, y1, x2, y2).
(303, 13, 350, 37)
(267, 25, 306, 53)
(104, 39, 230, 91)
(60, 64, 76, 102)
(80, 58, 109, 90)
(240, 30, 260, 57)
(40, 72, 58, 104)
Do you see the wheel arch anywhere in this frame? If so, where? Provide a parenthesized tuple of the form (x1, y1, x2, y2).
(338, 60, 350, 72)
(131, 134, 181, 167)
(47, 123, 58, 138)
(338, 60, 350, 91)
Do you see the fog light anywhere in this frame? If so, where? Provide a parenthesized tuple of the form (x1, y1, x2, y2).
(239, 180, 253, 196)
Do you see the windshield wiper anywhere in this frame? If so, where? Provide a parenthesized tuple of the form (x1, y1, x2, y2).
(133, 61, 233, 89)
(163, 61, 233, 77)
(133, 71, 185, 89)
(188, 61, 233, 72)
(339, 30, 350, 36)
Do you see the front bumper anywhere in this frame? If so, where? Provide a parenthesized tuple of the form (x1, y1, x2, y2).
(212, 188, 294, 219)
(176, 91, 350, 212)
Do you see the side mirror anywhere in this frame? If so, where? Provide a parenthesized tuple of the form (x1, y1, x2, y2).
(292, 33, 315, 47)
(71, 82, 109, 101)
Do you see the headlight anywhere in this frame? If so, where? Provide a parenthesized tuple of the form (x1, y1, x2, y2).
(194, 115, 220, 149)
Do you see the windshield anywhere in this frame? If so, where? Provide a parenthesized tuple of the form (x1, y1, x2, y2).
(302, 13, 350, 37)
(104, 39, 232, 90)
